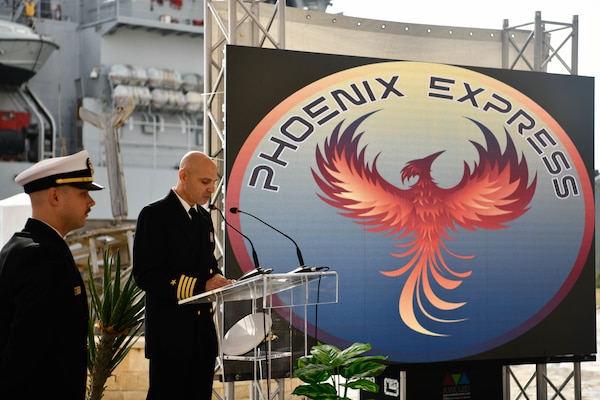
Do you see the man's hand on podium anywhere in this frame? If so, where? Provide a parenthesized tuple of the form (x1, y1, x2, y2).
(206, 274, 236, 292)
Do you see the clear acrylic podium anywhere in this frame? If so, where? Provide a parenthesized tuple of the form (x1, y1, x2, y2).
(179, 271, 338, 400)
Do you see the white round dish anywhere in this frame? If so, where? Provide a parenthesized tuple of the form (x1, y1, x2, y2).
(222, 312, 272, 356)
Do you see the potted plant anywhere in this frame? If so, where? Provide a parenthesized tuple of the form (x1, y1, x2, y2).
(86, 249, 145, 400)
(292, 342, 387, 399)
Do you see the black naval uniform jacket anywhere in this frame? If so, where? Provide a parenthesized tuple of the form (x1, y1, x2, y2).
(133, 190, 221, 362)
(0, 218, 88, 399)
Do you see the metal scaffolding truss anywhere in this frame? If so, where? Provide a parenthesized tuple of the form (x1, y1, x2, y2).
(203, 0, 285, 161)
(203, 0, 287, 268)
(503, 357, 593, 400)
(502, 10, 578, 74)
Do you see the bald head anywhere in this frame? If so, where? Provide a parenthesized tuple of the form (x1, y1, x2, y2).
(179, 151, 214, 172)
(175, 151, 218, 206)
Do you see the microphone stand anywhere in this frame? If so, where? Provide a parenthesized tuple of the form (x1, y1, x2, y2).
(230, 207, 330, 273)
(210, 205, 272, 279)
(229, 207, 306, 266)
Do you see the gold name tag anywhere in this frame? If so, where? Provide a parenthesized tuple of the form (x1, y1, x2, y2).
(74, 286, 82, 296)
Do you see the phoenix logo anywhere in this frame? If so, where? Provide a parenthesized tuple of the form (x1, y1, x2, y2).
(312, 111, 537, 336)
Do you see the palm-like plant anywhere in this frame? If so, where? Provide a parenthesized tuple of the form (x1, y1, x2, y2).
(292, 342, 387, 400)
(86, 249, 145, 400)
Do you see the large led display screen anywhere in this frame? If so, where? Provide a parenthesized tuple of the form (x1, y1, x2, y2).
(223, 45, 595, 364)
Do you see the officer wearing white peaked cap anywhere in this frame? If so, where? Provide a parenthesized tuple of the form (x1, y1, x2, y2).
(0, 150, 104, 399)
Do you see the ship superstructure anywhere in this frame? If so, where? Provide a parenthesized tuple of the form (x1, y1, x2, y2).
(0, 0, 329, 219)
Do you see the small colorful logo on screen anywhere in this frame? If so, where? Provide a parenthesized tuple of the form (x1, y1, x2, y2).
(442, 372, 471, 399)
(226, 62, 593, 362)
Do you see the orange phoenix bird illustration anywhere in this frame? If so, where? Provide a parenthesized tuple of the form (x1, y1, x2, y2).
(312, 112, 537, 336)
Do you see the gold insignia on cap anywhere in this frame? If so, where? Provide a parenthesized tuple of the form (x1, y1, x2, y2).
(74, 286, 82, 296)
(87, 158, 94, 176)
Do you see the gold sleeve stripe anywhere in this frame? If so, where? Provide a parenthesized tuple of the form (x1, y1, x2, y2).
(176, 275, 198, 301)
(183, 276, 194, 297)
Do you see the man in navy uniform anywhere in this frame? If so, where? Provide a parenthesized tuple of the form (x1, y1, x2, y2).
(133, 151, 235, 399)
(0, 150, 104, 399)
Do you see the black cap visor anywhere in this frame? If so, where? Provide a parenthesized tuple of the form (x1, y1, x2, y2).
(69, 181, 105, 191)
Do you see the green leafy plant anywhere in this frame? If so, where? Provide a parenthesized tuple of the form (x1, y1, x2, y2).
(86, 249, 145, 400)
(292, 342, 387, 400)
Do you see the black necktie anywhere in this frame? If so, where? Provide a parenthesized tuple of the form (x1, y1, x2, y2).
(189, 207, 201, 230)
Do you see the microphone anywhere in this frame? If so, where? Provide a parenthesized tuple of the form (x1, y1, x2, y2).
(230, 206, 318, 273)
(209, 205, 272, 279)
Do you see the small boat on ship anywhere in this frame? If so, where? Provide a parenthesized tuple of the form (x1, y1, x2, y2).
(0, 19, 58, 85)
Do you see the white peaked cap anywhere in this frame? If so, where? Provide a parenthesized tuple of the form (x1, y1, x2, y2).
(15, 150, 105, 194)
